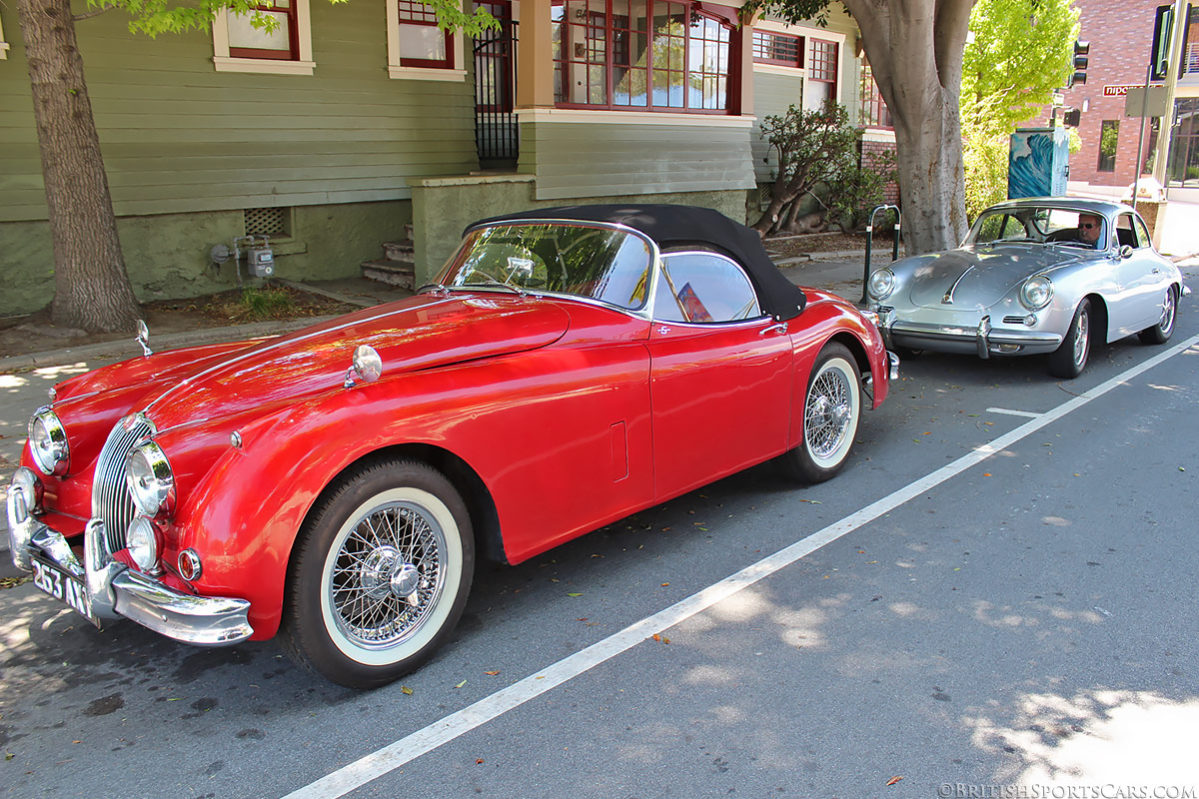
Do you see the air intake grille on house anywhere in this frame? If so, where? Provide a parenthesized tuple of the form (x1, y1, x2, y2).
(244, 207, 289, 237)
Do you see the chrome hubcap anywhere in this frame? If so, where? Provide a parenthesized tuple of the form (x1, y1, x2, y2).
(329, 502, 446, 648)
(1073, 312, 1089, 366)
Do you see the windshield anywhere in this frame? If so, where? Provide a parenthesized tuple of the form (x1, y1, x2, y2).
(968, 206, 1107, 250)
(436, 222, 655, 310)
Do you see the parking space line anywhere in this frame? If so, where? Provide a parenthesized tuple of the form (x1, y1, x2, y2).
(281, 331, 1199, 799)
(986, 407, 1042, 418)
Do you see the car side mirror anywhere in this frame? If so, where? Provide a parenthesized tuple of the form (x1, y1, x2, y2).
(1119, 244, 1134, 259)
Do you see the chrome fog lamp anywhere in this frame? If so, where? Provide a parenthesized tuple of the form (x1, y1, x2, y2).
(1020, 275, 1054, 311)
(126, 441, 175, 517)
(29, 408, 69, 477)
(867, 268, 896, 302)
(126, 516, 162, 574)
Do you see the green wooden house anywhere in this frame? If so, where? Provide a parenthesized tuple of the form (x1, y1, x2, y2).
(0, 0, 883, 318)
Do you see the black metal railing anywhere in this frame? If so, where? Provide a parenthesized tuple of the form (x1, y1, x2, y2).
(474, 13, 519, 165)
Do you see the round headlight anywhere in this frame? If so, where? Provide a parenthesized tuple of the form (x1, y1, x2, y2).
(28, 408, 69, 476)
(1020, 275, 1054, 311)
(126, 516, 161, 574)
(868, 268, 896, 302)
(126, 441, 175, 517)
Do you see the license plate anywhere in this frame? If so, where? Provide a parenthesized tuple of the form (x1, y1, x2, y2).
(30, 556, 101, 629)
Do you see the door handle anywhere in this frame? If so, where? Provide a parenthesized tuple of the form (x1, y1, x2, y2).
(760, 321, 788, 336)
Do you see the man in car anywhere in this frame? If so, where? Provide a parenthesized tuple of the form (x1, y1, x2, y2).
(1077, 213, 1104, 248)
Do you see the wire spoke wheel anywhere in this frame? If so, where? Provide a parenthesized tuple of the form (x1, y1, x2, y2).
(782, 343, 861, 483)
(282, 460, 474, 689)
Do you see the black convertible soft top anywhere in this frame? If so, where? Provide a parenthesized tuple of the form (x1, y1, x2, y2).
(469, 204, 808, 320)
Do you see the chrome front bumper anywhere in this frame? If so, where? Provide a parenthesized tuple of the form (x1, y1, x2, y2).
(871, 308, 1063, 358)
(7, 477, 253, 646)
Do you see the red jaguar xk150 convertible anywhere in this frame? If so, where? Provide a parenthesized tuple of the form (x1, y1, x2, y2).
(7, 205, 897, 687)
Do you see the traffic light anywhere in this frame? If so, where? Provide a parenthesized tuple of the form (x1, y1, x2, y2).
(1151, 5, 1174, 80)
(1062, 108, 1081, 127)
(1068, 40, 1089, 87)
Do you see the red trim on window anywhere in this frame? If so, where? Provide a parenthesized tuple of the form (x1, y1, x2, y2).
(229, 3, 300, 61)
(752, 31, 803, 68)
(552, 0, 740, 114)
(397, 0, 454, 69)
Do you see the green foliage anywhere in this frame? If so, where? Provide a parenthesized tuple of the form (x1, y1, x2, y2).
(756, 103, 877, 234)
(960, 0, 1078, 133)
(830, 146, 896, 231)
(739, 0, 833, 27)
(959, 0, 1078, 219)
(237, 286, 296, 320)
(89, 0, 497, 38)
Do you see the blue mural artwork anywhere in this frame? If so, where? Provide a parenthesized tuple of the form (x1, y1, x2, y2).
(1009, 128, 1070, 198)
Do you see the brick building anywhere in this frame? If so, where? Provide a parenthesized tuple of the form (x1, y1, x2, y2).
(1062, 0, 1199, 190)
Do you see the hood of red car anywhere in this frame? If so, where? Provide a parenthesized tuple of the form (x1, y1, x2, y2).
(139, 293, 570, 432)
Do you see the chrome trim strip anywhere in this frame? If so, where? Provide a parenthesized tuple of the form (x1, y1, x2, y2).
(942, 264, 975, 305)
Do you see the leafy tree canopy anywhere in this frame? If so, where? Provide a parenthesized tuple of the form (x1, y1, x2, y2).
(94, 0, 497, 38)
(960, 0, 1078, 133)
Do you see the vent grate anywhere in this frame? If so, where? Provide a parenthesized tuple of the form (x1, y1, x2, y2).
(244, 207, 289, 237)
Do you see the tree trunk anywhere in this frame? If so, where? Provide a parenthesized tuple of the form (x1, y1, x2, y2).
(17, 0, 141, 332)
(842, 0, 974, 256)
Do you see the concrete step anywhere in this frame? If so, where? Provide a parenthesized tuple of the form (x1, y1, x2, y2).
(382, 240, 414, 262)
(362, 260, 415, 290)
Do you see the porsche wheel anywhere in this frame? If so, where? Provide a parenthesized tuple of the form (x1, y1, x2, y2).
(1048, 299, 1091, 379)
(1138, 286, 1177, 345)
(782, 343, 861, 483)
(282, 459, 474, 689)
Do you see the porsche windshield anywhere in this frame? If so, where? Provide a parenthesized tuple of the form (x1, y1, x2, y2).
(969, 206, 1098, 248)
(437, 223, 654, 310)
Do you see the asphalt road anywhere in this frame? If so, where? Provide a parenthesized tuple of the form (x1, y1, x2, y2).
(3, 269, 1198, 799)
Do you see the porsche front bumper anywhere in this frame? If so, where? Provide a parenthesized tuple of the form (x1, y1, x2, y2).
(872, 308, 1063, 358)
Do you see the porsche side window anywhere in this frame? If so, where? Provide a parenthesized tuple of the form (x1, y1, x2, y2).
(653, 252, 761, 324)
(1115, 214, 1138, 249)
(1134, 216, 1153, 250)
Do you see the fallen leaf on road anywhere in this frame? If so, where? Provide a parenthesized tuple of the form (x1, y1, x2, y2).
(567, 592, 582, 597)
(401, 686, 413, 695)
(455, 680, 467, 689)
(476, 758, 485, 765)
(661, 582, 670, 587)
(886, 776, 903, 786)
(484, 671, 500, 676)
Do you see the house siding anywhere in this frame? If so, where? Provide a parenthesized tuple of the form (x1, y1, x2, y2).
(0, 0, 476, 224)
(751, 72, 805, 182)
(517, 118, 756, 200)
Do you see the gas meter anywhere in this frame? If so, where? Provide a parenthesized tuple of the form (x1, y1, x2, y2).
(245, 237, 275, 278)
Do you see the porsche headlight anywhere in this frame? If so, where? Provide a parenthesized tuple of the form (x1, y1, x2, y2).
(126, 515, 162, 574)
(29, 408, 69, 476)
(126, 441, 175, 517)
(868, 268, 896, 302)
(1019, 275, 1054, 311)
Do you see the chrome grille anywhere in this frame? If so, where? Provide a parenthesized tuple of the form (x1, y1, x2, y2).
(91, 416, 153, 556)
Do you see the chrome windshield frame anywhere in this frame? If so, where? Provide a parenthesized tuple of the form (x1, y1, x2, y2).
(433, 218, 666, 321)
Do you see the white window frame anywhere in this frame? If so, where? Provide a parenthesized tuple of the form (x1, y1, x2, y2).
(386, 0, 467, 82)
(1, 11, 11, 60)
(212, 0, 316, 76)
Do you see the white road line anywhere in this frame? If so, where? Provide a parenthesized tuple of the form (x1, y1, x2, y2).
(282, 331, 1199, 799)
(986, 407, 1042, 418)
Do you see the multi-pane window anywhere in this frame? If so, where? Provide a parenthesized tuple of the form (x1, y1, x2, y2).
(803, 38, 838, 111)
(859, 61, 891, 128)
(553, 0, 735, 113)
(228, 0, 300, 60)
(397, 0, 453, 68)
(752, 31, 802, 68)
(1098, 120, 1119, 173)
